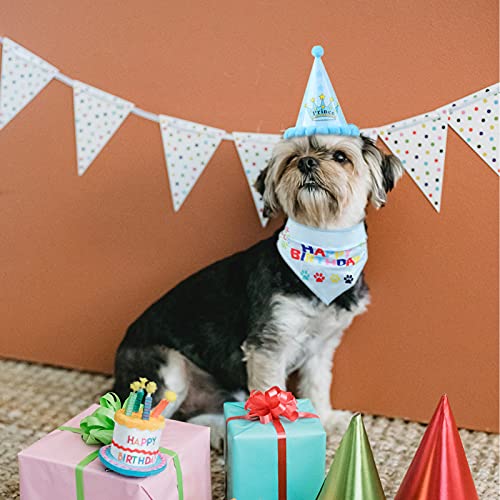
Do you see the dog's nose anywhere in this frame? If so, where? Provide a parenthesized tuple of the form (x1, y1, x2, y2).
(298, 156, 319, 174)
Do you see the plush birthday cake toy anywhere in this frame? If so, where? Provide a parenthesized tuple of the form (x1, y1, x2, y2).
(98, 379, 177, 477)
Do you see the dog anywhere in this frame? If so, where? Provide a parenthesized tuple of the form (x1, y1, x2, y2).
(113, 133, 403, 450)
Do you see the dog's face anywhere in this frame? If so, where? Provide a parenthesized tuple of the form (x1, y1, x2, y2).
(255, 135, 404, 228)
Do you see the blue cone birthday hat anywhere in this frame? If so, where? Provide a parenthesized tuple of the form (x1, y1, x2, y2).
(284, 45, 359, 139)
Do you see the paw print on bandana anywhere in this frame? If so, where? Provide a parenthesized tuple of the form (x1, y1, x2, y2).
(344, 274, 354, 284)
(301, 270, 310, 281)
(330, 274, 341, 283)
(280, 239, 289, 250)
(313, 272, 325, 283)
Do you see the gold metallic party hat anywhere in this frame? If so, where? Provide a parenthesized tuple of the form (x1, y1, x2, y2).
(317, 413, 386, 500)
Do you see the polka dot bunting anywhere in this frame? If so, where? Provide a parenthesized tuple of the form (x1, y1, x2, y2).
(233, 132, 281, 227)
(0, 38, 58, 129)
(0, 36, 496, 213)
(73, 81, 134, 176)
(380, 109, 449, 212)
(360, 128, 379, 142)
(159, 116, 226, 211)
(448, 84, 499, 176)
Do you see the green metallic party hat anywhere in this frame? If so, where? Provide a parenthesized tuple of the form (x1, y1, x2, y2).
(317, 414, 386, 500)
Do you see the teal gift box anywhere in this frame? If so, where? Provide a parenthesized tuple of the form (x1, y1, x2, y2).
(224, 397, 326, 500)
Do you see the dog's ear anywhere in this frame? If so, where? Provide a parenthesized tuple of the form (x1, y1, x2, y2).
(254, 167, 267, 197)
(361, 135, 404, 209)
(253, 159, 280, 218)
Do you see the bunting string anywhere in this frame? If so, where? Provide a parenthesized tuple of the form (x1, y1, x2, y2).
(0, 36, 498, 221)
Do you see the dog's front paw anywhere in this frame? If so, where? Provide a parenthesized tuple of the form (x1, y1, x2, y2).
(187, 414, 226, 453)
(209, 425, 225, 453)
(320, 409, 353, 436)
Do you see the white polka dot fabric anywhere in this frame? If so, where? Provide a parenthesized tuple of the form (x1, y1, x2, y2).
(380, 109, 449, 212)
(448, 84, 499, 176)
(73, 81, 134, 176)
(233, 132, 281, 227)
(360, 128, 380, 142)
(159, 116, 225, 211)
(0, 38, 58, 129)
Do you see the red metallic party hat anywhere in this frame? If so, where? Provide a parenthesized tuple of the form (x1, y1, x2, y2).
(395, 394, 478, 500)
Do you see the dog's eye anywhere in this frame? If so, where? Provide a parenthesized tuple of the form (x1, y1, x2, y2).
(332, 151, 348, 163)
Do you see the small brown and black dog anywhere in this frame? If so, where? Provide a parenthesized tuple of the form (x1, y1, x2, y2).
(114, 134, 403, 449)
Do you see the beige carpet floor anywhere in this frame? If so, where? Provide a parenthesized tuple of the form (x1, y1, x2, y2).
(0, 358, 498, 499)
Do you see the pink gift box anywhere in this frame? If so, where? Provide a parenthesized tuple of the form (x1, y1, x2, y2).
(18, 404, 211, 500)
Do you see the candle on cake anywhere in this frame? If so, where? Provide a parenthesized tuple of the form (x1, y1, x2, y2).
(125, 381, 141, 416)
(141, 381, 158, 420)
(151, 390, 177, 418)
(132, 377, 148, 413)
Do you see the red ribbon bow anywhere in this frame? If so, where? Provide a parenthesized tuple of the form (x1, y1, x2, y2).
(244, 386, 299, 424)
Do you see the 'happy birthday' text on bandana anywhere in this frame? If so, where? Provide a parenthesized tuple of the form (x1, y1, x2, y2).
(277, 219, 368, 305)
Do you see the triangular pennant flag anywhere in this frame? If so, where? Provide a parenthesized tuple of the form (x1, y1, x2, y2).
(318, 413, 386, 500)
(73, 81, 134, 176)
(448, 83, 499, 175)
(380, 108, 449, 212)
(0, 38, 58, 129)
(232, 132, 281, 227)
(395, 395, 478, 500)
(361, 128, 379, 142)
(160, 116, 225, 211)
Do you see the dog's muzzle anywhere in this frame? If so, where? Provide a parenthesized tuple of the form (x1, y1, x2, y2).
(298, 156, 319, 175)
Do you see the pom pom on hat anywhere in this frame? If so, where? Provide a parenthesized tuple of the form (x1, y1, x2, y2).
(311, 45, 324, 58)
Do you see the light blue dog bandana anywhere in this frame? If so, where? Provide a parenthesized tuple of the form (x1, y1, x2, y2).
(277, 218, 368, 304)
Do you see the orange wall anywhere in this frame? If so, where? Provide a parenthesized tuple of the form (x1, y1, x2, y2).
(0, 0, 498, 432)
